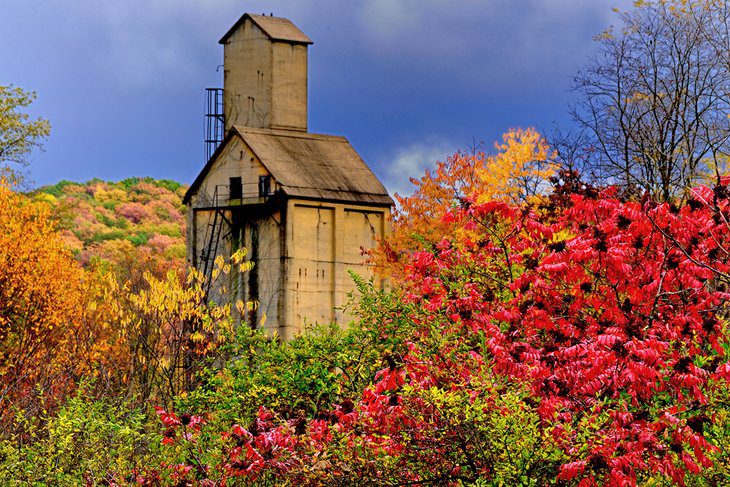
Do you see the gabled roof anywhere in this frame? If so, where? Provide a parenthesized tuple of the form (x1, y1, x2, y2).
(184, 127, 393, 207)
(219, 13, 313, 45)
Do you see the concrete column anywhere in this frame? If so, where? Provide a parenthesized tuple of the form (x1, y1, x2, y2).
(333, 205, 346, 324)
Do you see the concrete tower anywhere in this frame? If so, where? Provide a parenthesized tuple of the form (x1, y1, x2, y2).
(185, 14, 392, 339)
(219, 14, 312, 133)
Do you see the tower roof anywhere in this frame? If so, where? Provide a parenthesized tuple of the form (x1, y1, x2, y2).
(219, 13, 313, 45)
(184, 127, 393, 207)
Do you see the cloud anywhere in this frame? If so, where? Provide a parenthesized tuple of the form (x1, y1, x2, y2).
(356, 0, 633, 94)
(44, 0, 350, 91)
(27, 0, 632, 94)
(381, 140, 456, 197)
(2, 0, 636, 187)
(75, 1, 218, 90)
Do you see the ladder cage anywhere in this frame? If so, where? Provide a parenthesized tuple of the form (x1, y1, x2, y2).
(204, 88, 225, 163)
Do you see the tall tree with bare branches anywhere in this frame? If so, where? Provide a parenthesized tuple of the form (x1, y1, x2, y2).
(570, 0, 730, 201)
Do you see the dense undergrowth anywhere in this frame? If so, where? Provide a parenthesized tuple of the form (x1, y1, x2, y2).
(4, 157, 730, 485)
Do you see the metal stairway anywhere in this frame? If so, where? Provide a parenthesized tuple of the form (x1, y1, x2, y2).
(198, 186, 233, 296)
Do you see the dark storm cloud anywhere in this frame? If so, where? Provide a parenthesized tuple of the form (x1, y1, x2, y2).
(0, 0, 632, 193)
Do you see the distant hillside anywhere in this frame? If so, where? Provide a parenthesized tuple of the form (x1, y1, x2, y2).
(30, 177, 187, 282)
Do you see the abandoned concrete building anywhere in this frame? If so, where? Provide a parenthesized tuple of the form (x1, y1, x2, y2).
(183, 13, 393, 340)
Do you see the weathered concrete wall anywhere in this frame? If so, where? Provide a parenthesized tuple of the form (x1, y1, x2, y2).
(281, 199, 389, 340)
(285, 203, 335, 339)
(235, 211, 283, 333)
(186, 136, 283, 333)
(223, 20, 272, 131)
(189, 137, 274, 209)
(270, 42, 308, 131)
(222, 18, 307, 132)
(186, 136, 272, 273)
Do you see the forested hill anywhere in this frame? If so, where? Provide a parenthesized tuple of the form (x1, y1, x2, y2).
(29, 177, 187, 280)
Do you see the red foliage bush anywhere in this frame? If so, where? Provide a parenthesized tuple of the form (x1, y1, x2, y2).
(393, 182, 730, 484)
(151, 181, 730, 486)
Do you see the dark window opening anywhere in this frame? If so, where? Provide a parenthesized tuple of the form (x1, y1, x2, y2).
(229, 177, 242, 200)
(259, 176, 271, 197)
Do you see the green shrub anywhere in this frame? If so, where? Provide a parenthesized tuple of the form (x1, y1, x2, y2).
(90, 229, 126, 243)
(153, 179, 183, 193)
(126, 231, 150, 246)
(95, 211, 128, 229)
(0, 388, 160, 486)
(179, 276, 417, 433)
(36, 180, 76, 198)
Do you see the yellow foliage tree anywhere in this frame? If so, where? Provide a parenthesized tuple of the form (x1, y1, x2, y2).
(0, 175, 254, 424)
(0, 181, 130, 425)
(374, 128, 554, 278)
(119, 248, 255, 406)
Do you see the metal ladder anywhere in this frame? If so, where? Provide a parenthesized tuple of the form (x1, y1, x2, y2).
(198, 186, 233, 296)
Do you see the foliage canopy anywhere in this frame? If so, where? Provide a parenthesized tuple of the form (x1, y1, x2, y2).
(0, 85, 50, 178)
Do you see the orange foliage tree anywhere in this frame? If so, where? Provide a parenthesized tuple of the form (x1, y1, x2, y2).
(0, 180, 128, 426)
(375, 128, 555, 278)
(0, 175, 249, 426)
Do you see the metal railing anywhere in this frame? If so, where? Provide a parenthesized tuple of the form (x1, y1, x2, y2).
(197, 183, 274, 209)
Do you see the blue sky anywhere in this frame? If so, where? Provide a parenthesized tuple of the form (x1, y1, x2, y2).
(0, 0, 631, 195)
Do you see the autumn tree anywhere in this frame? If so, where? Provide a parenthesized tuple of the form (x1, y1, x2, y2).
(118, 250, 256, 406)
(374, 127, 554, 278)
(570, 0, 730, 201)
(0, 182, 132, 427)
(0, 85, 50, 180)
(31, 178, 188, 290)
